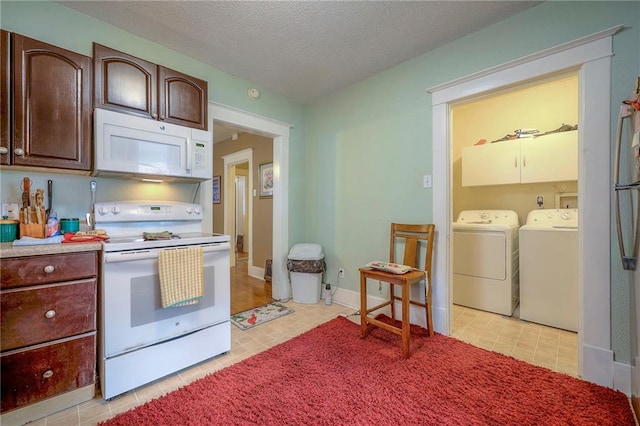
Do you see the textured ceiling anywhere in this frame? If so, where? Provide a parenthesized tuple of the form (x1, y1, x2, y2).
(58, 1, 541, 105)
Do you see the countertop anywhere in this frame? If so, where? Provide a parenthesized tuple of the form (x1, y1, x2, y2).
(0, 241, 102, 258)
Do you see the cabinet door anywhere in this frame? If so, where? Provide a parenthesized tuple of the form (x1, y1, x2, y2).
(1, 334, 95, 413)
(520, 131, 578, 183)
(12, 35, 92, 170)
(159, 66, 208, 130)
(1, 30, 9, 166)
(94, 43, 158, 120)
(462, 142, 520, 186)
(1, 279, 97, 351)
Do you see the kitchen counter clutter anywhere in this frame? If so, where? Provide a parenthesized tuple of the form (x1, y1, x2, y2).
(0, 244, 99, 425)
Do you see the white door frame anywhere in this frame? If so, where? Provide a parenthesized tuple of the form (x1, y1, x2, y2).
(429, 26, 622, 389)
(211, 102, 293, 300)
(222, 149, 252, 269)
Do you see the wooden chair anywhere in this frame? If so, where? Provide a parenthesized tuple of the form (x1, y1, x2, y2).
(359, 223, 435, 357)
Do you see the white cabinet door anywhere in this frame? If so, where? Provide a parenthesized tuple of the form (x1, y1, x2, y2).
(461, 130, 578, 186)
(462, 142, 520, 186)
(520, 131, 578, 183)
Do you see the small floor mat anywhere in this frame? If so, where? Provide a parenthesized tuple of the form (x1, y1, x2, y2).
(231, 302, 294, 330)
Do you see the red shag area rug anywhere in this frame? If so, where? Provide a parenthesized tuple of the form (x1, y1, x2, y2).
(102, 316, 634, 425)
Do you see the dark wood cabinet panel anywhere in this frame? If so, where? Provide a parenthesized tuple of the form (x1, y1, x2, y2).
(0, 251, 98, 289)
(159, 66, 208, 130)
(0, 250, 97, 416)
(1, 30, 9, 166)
(94, 43, 208, 130)
(1, 334, 96, 413)
(1, 279, 97, 351)
(12, 34, 92, 170)
(94, 43, 157, 120)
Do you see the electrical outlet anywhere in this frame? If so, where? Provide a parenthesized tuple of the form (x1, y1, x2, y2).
(338, 268, 345, 279)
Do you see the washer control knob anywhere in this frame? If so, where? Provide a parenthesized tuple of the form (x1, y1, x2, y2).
(480, 212, 489, 220)
(98, 206, 110, 215)
(194, 205, 201, 215)
(561, 212, 572, 220)
(111, 206, 121, 215)
(186, 206, 193, 214)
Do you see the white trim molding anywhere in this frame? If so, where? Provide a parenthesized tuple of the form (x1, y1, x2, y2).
(210, 102, 293, 300)
(428, 27, 621, 389)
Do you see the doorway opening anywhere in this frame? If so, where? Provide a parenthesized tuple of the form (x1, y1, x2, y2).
(450, 72, 580, 376)
(210, 101, 293, 302)
(430, 27, 621, 387)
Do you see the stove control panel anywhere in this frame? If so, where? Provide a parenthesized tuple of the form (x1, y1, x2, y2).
(95, 201, 204, 222)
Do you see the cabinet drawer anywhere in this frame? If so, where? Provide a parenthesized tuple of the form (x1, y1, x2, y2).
(1, 333, 96, 413)
(0, 252, 97, 289)
(1, 279, 97, 351)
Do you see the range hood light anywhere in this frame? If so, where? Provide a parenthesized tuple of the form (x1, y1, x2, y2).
(141, 178, 164, 183)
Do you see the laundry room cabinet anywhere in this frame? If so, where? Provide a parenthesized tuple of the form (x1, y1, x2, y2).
(93, 43, 208, 131)
(462, 130, 578, 186)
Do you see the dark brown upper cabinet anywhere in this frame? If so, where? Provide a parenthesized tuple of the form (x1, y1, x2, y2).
(94, 43, 208, 131)
(1, 30, 10, 166)
(10, 34, 92, 171)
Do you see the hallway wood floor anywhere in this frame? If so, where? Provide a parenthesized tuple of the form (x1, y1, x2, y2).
(230, 253, 272, 314)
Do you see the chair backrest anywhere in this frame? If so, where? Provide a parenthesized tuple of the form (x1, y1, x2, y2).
(389, 223, 436, 274)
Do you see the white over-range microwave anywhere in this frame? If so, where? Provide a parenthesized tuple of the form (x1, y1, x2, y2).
(93, 108, 212, 182)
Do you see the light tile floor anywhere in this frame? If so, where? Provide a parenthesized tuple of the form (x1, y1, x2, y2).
(451, 304, 579, 377)
(25, 302, 578, 426)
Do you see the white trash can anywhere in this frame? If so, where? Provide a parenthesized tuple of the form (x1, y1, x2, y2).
(287, 243, 325, 304)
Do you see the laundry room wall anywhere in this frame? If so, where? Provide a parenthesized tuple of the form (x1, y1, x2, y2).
(452, 73, 579, 224)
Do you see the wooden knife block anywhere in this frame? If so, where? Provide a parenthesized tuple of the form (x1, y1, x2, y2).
(19, 208, 46, 238)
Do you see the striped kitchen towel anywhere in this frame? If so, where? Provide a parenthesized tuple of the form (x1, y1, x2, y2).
(158, 246, 204, 308)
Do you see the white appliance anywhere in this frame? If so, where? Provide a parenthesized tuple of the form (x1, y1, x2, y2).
(614, 79, 640, 270)
(96, 201, 231, 399)
(519, 209, 578, 331)
(93, 108, 212, 182)
(452, 210, 520, 316)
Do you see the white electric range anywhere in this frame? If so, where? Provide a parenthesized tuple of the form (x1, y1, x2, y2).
(95, 200, 231, 399)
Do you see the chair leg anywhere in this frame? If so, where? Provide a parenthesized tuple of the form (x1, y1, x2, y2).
(390, 283, 396, 321)
(360, 273, 369, 338)
(401, 283, 410, 358)
(425, 286, 435, 337)
(426, 303, 434, 337)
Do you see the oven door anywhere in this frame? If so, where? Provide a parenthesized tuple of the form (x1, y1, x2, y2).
(101, 242, 230, 358)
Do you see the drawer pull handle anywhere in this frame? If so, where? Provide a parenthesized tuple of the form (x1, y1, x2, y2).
(42, 370, 54, 379)
(43, 265, 55, 274)
(45, 310, 56, 319)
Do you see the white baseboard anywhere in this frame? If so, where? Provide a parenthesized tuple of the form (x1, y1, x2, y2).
(614, 361, 632, 396)
(248, 265, 265, 281)
(581, 343, 614, 388)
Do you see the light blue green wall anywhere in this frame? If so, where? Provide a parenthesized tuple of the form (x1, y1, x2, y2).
(304, 1, 640, 362)
(0, 0, 307, 242)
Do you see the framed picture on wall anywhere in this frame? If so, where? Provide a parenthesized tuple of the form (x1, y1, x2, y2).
(259, 162, 274, 198)
(212, 175, 221, 204)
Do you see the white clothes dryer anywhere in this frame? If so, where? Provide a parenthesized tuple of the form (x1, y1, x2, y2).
(452, 210, 520, 316)
(519, 209, 578, 331)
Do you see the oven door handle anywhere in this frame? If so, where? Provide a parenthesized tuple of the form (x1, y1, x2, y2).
(104, 242, 230, 263)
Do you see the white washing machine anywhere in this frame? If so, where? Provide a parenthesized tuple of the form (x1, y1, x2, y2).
(452, 210, 520, 316)
(519, 209, 578, 332)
